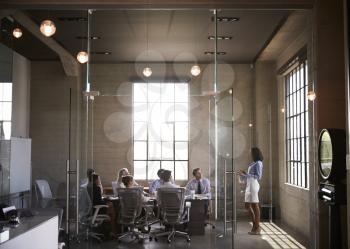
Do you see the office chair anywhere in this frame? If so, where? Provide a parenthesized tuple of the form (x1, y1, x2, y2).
(116, 187, 151, 243)
(79, 186, 110, 242)
(154, 188, 191, 243)
(111, 181, 118, 196)
(34, 179, 64, 208)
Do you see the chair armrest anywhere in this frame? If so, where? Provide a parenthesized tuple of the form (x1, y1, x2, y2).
(93, 205, 108, 209)
(185, 201, 191, 222)
(92, 205, 109, 224)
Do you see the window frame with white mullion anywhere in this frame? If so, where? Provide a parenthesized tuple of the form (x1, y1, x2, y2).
(133, 82, 189, 181)
(284, 53, 309, 189)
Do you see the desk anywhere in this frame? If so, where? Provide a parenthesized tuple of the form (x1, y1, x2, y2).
(0, 211, 58, 249)
(186, 198, 207, 235)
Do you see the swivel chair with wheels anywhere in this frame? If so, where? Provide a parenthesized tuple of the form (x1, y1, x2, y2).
(154, 187, 191, 243)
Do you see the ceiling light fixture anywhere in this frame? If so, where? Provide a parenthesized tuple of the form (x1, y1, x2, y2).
(143, 67, 152, 77)
(12, 28, 23, 38)
(214, 17, 240, 22)
(77, 51, 88, 64)
(58, 17, 87, 22)
(40, 20, 56, 37)
(191, 65, 201, 76)
(76, 36, 101, 40)
(143, 10, 152, 78)
(91, 51, 111, 55)
(307, 91, 316, 101)
(208, 36, 232, 40)
(204, 51, 226, 55)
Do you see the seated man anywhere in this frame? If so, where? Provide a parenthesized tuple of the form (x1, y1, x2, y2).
(185, 168, 211, 197)
(149, 169, 165, 195)
(186, 168, 211, 217)
(158, 170, 177, 189)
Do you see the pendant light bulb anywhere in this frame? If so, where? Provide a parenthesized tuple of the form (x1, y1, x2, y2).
(12, 28, 23, 38)
(191, 65, 201, 76)
(307, 91, 316, 101)
(77, 51, 89, 64)
(40, 20, 56, 37)
(143, 67, 152, 77)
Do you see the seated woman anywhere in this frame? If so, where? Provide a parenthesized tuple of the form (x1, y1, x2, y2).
(122, 175, 150, 203)
(87, 174, 117, 236)
(115, 168, 138, 188)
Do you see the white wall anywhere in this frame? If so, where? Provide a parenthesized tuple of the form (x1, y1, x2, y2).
(12, 52, 31, 138)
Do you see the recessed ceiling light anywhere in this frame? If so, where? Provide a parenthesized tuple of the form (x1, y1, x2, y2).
(214, 17, 240, 22)
(76, 36, 101, 40)
(208, 36, 232, 40)
(91, 51, 112, 55)
(58, 17, 87, 22)
(204, 51, 226, 55)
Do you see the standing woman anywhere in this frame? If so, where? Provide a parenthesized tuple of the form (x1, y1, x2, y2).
(239, 147, 263, 235)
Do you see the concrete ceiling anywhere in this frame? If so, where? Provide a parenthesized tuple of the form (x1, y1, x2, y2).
(258, 10, 309, 62)
(6, 9, 289, 63)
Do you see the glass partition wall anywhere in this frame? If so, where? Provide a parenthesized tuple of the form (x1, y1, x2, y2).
(0, 7, 289, 249)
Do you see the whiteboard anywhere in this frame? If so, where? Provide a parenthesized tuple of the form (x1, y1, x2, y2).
(9, 137, 31, 194)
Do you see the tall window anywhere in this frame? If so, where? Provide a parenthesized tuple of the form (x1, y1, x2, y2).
(285, 59, 309, 188)
(0, 83, 12, 140)
(133, 82, 189, 181)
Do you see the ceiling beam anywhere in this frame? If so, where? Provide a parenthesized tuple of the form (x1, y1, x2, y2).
(0, 0, 314, 9)
(0, 9, 15, 19)
(11, 11, 80, 77)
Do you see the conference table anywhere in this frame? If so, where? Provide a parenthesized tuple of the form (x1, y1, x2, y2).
(185, 195, 209, 235)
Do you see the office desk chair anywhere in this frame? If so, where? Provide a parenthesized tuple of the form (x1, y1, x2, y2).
(154, 188, 191, 243)
(34, 179, 65, 208)
(116, 187, 150, 243)
(79, 186, 110, 242)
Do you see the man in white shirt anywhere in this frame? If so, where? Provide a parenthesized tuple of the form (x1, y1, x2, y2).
(149, 169, 165, 195)
(185, 168, 211, 197)
(158, 170, 177, 189)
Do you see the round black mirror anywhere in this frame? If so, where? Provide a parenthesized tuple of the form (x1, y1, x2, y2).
(319, 130, 333, 179)
(318, 129, 346, 182)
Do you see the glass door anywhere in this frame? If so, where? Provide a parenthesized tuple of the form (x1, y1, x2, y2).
(76, 8, 235, 249)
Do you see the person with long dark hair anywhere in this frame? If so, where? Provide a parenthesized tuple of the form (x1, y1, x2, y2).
(239, 147, 264, 235)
